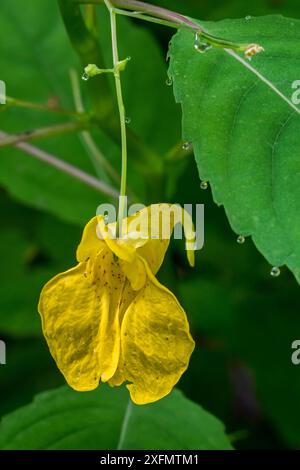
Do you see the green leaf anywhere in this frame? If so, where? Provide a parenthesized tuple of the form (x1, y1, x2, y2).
(210, 0, 300, 21)
(0, 385, 233, 450)
(169, 15, 300, 282)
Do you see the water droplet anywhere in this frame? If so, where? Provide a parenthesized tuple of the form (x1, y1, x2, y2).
(125, 116, 131, 124)
(200, 180, 208, 190)
(182, 141, 191, 150)
(82, 72, 89, 81)
(237, 235, 245, 244)
(245, 15, 252, 21)
(166, 77, 173, 86)
(194, 32, 212, 54)
(127, 56, 131, 61)
(196, 43, 212, 53)
(270, 266, 281, 278)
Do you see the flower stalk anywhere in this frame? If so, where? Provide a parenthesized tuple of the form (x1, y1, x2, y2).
(75, 0, 264, 58)
(104, 0, 129, 233)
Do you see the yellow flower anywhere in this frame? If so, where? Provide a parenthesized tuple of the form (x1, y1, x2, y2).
(38, 204, 195, 405)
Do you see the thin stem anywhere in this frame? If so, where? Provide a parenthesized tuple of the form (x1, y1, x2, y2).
(60, 0, 164, 177)
(0, 120, 87, 148)
(76, 0, 201, 31)
(58, 0, 112, 119)
(2, 95, 84, 118)
(112, 7, 181, 30)
(105, 0, 128, 229)
(69, 68, 120, 183)
(0, 131, 119, 198)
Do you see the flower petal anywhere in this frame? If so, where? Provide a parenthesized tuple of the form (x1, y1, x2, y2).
(38, 247, 125, 390)
(117, 258, 195, 404)
(127, 204, 196, 274)
(76, 216, 105, 263)
(120, 257, 147, 291)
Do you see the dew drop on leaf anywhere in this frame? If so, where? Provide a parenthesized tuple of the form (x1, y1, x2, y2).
(182, 141, 191, 150)
(270, 266, 281, 278)
(237, 235, 245, 244)
(200, 181, 208, 190)
(166, 77, 173, 86)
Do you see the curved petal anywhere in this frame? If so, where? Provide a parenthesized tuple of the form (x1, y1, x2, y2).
(38, 247, 125, 390)
(120, 257, 147, 291)
(76, 216, 105, 263)
(128, 204, 196, 273)
(115, 258, 195, 404)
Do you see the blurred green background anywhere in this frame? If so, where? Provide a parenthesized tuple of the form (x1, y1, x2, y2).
(0, 0, 300, 450)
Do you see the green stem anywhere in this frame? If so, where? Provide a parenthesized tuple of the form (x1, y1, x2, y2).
(111, 7, 180, 30)
(76, 0, 200, 31)
(69, 68, 120, 183)
(0, 130, 119, 198)
(105, 0, 128, 230)
(58, 0, 112, 118)
(0, 120, 87, 148)
(3, 96, 84, 118)
(59, 0, 163, 177)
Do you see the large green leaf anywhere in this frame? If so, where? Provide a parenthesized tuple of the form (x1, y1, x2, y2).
(211, 0, 300, 20)
(0, 385, 233, 450)
(169, 15, 300, 282)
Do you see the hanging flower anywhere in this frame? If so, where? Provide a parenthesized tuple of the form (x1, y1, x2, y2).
(38, 204, 196, 405)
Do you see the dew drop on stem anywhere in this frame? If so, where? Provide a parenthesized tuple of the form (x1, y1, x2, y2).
(125, 116, 131, 124)
(82, 72, 89, 81)
(194, 32, 212, 54)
